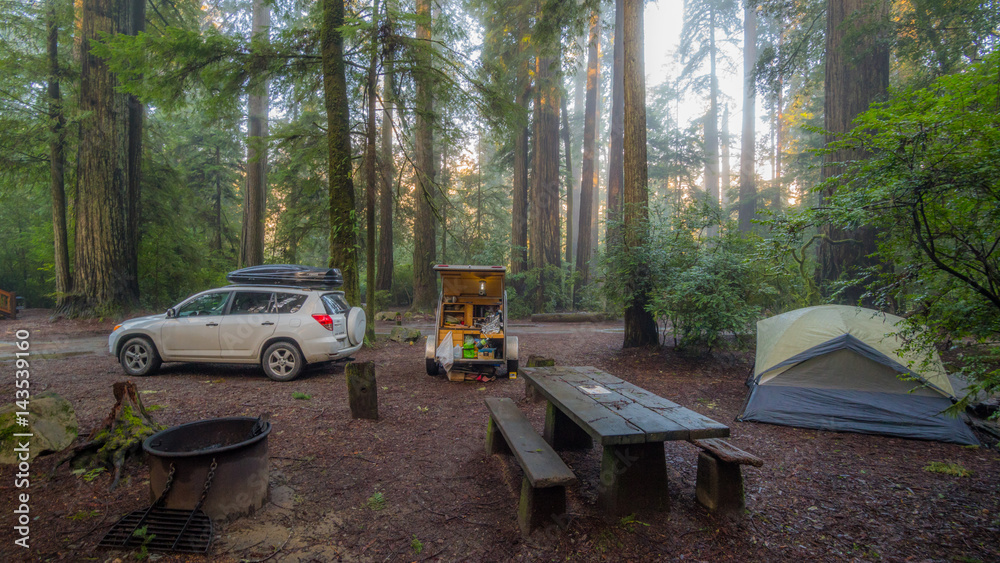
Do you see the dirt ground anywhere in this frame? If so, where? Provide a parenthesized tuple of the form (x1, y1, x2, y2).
(1, 309, 998, 562)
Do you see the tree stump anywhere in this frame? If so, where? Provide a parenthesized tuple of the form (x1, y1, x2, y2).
(346, 362, 378, 420)
(65, 381, 163, 490)
(525, 356, 555, 402)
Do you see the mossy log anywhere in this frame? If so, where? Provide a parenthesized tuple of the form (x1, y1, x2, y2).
(65, 381, 163, 490)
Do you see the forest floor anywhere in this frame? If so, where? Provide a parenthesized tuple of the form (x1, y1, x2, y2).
(1, 309, 998, 563)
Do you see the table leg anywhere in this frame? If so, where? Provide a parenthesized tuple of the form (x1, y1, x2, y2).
(543, 401, 593, 451)
(598, 442, 669, 516)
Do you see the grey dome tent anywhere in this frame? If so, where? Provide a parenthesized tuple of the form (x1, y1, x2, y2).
(738, 305, 978, 445)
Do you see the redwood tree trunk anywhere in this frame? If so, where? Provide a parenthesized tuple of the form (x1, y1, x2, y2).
(530, 49, 562, 312)
(738, 4, 757, 232)
(47, 1, 71, 303)
(323, 0, 360, 305)
(606, 0, 624, 248)
(124, 0, 144, 298)
(74, 0, 142, 313)
(622, 0, 658, 347)
(562, 95, 574, 266)
(511, 42, 530, 283)
(240, 0, 269, 268)
(575, 11, 600, 297)
(411, 0, 437, 311)
(818, 0, 889, 304)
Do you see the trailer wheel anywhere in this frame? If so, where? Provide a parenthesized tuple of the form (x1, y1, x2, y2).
(426, 359, 440, 376)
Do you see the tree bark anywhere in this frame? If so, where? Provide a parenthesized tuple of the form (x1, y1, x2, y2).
(346, 362, 379, 420)
(411, 0, 437, 312)
(606, 0, 624, 248)
(819, 0, 889, 304)
(575, 11, 600, 298)
(511, 31, 530, 281)
(47, 1, 71, 304)
(69, 381, 162, 491)
(324, 0, 360, 305)
(364, 0, 381, 342)
(530, 48, 562, 312)
(571, 33, 585, 260)
(125, 0, 144, 299)
(376, 14, 395, 293)
(622, 0, 658, 348)
(74, 0, 142, 314)
(240, 0, 269, 268)
(738, 4, 757, 233)
(562, 94, 574, 266)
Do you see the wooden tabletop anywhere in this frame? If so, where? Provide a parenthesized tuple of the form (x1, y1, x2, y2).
(521, 366, 730, 446)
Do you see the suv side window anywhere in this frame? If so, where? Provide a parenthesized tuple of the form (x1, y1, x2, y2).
(275, 293, 307, 314)
(178, 292, 230, 317)
(321, 293, 349, 315)
(230, 291, 276, 314)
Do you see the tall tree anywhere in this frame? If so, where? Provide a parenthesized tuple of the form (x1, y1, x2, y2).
(364, 0, 381, 341)
(818, 0, 889, 303)
(606, 0, 624, 247)
(562, 94, 574, 266)
(720, 103, 730, 209)
(323, 0, 360, 305)
(411, 0, 437, 311)
(703, 9, 720, 222)
(47, 0, 70, 304)
(530, 44, 562, 311)
(73, 0, 143, 313)
(622, 0, 658, 347)
(240, 0, 270, 268)
(510, 23, 530, 280)
(575, 11, 600, 298)
(738, 1, 757, 232)
(679, 0, 739, 232)
(375, 6, 395, 293)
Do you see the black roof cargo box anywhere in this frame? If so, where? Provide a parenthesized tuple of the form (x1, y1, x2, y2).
(227, 265, 344, 289)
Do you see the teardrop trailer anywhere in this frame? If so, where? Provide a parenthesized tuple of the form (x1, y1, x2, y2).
(424, 265, 519, 380)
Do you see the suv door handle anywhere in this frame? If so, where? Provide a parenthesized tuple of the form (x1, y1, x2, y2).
(205, 322, 219, 327)
(261, 321, 275, 326)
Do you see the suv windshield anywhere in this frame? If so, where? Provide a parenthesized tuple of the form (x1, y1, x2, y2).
(321, 293, 349, 315)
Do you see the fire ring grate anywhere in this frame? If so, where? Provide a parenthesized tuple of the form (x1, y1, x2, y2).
(99, 506, 213, 553)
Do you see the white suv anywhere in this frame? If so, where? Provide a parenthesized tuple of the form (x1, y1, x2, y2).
(109, 285, 365, 381)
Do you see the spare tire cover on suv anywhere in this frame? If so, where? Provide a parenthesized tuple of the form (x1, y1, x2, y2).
(346, 307, 366, 346)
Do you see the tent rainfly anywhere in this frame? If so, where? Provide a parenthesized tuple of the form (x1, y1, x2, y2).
(738, 305, 978, 445)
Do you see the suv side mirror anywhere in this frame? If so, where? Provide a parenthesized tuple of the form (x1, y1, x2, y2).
(166, 308, 176, 319)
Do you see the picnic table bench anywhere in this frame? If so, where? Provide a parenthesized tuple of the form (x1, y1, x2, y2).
(484, 397, 576, 535)
(521, 366, 732, 516)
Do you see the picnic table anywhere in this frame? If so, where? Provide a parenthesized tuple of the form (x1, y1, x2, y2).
(521, 365, 730, 516)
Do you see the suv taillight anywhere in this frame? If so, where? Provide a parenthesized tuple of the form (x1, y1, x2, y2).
(312, 314, 334, 331)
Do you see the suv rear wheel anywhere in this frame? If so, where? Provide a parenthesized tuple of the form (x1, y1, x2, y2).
(262, 342, 304, 381)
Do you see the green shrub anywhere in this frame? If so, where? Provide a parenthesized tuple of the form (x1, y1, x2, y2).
(601, 201, 795, 352)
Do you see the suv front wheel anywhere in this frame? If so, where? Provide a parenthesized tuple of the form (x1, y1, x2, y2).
(119, 336, 161, 376)
(262, 341, 304, 381)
